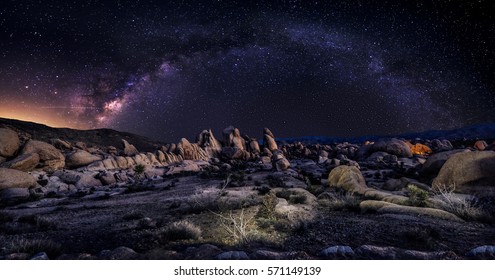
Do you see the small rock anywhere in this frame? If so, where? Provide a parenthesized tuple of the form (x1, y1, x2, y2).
(3, 253, 31, 260)
(30, 252, 49, 260)
(215, 251, 249, 260)
(474, 140, 488, 151)
(185, 244, 223, 260)
(100, 246, 139, 260)
(319, 245, 355, 260)
(466, 245, 495, 259)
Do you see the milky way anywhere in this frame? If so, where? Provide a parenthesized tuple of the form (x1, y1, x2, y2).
(1, 1, 494, 142)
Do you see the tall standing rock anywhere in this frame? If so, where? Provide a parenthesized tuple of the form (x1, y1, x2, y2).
(263, 128, 278, 152)
(248, 138, 261, 154)
(21, 140, 65, 171)
(0, 128, 20, 158)
(222, 126, 246, 150)
(122, 140, 139, 156)
(197, 129, 222, 158)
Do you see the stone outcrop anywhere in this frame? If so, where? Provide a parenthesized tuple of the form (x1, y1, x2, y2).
(432, 151, 495, 193)
(370, 138, 413, 158)
(196, 129, 222, 158)
(263, 128, 278, 152)
(222, 126, 246, 150)
(328, 165, 367, 193)
(21, 140, 65, 171)
(66, 150, 102, 168)
(177, 138, 209, 161)
(122, 139, 139, 156)
(271, 150, 290, 171)
(0, 168, 37, 189)
(50, 139, 72, 150)
(1, 153, 40, 171)
(0, 128, 20, 158)
(421, 149, 470, 179)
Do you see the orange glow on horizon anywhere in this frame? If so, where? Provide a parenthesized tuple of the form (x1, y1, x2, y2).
(0, 101, 92, 129)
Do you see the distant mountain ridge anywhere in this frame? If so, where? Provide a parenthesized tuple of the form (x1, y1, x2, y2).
(0, 117, 164, 152)
(279, 123, 495, 144)
(2, 117, 495, 148)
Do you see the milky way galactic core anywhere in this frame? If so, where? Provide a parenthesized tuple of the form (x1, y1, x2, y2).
(0, 1, 494, 141)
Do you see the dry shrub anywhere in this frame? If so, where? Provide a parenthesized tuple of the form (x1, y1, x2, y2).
(158, 220, 201, 242)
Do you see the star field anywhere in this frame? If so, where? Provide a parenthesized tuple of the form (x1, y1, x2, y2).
(0, 0, 494, 142)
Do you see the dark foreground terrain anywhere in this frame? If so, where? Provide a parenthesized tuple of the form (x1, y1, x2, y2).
(1, 118, 495, 259)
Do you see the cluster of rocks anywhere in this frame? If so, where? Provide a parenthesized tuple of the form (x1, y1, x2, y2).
(0, 126, 296, 203)
(2, 123, 495, 204)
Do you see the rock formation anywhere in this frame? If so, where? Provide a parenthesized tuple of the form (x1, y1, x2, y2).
(21, 140, 65, 171)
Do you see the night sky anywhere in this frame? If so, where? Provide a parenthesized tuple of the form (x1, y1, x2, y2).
(1, 0, 494, 142)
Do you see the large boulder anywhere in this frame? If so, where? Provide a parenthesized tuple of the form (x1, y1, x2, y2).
(430, 139, 453, 152)
(421, 149, 470, 179)
(0, 168, 37, 189)
(1, 153, 40, 171)
(271, 151, 290, 171)
(370, 138, 412, 158)
(0, 128, 20, 158)
(122, 139, 139, 156)
(328, 165, 367, 193)
(21, 140, 65, 171)
(66, 150, 102, 168)
(432, 151, 495, 193)
(263, 128, 278, 152)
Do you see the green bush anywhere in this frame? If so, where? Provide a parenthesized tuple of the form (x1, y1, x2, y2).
(407, 184, 429, 207)
(133, 164, 146, 179)
(257, 192, 278, 220)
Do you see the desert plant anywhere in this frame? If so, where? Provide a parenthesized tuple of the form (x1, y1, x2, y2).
(257, 192, 278, 220)
(158, 220, 201, 242)
(212, 209, 255, 245)
(407, 184, 429, 207)
(317, 191, 361, 211)
(431, 184, 486, 221)
(133, 164, 146, 179)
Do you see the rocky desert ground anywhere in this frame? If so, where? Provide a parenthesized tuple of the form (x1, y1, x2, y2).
(1, 118, 495, 260)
